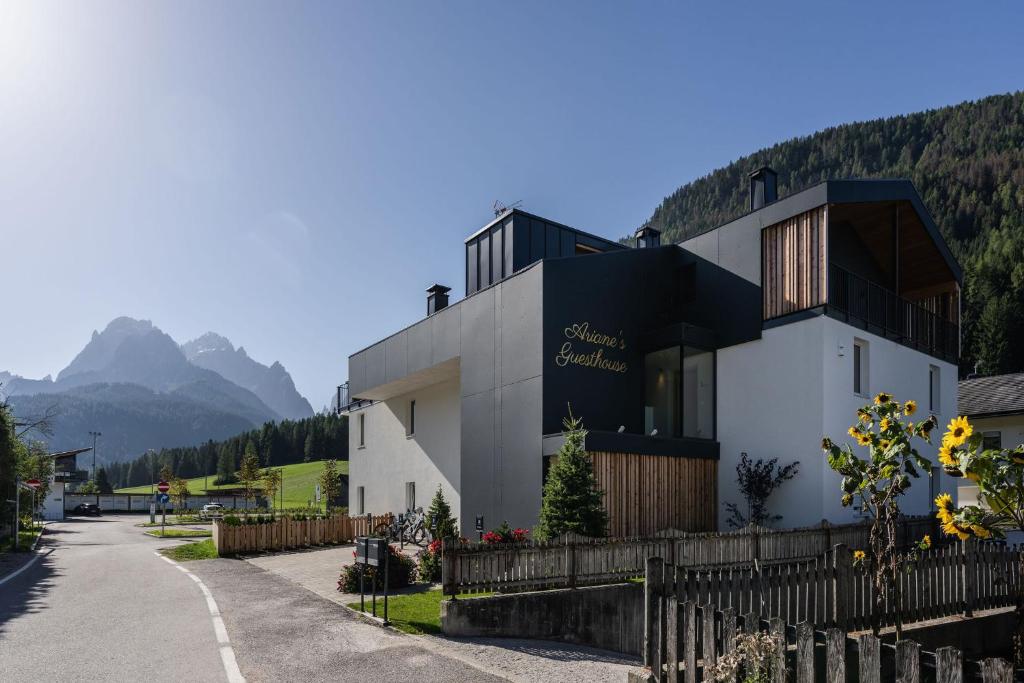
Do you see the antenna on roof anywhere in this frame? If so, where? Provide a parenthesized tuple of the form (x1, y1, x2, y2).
(492, 199, 523, 218)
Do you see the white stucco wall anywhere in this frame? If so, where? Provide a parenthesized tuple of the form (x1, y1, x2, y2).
(348, 377, 461, 523)
(717, 315, 958, 530)
(41, 479, 65, 521)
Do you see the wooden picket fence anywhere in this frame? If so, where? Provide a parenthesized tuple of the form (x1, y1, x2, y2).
(213, 513, 391, 555)
(642, 557, 1019, 682)
(442, 516, 936, 595)
(680, 542, 1020, 631)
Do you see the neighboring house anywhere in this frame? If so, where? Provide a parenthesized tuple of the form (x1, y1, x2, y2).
(342, 168, 961, 534)
(41, 448, 90, 521)
(955, 373, 1024, 507)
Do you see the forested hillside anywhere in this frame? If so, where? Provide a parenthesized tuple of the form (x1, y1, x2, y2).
(642, 92, 1024, 377)
(105, 412, 347, 489)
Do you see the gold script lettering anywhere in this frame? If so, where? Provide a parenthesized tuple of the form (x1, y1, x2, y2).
(555, 322, 628, 373)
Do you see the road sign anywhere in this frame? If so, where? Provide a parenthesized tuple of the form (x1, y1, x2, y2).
(158, 493, 170, 504)
(157, 480, 170, 493)
(25, 478, 41, 488)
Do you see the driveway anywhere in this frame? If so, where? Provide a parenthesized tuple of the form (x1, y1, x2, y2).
(0, 515, 503, 682)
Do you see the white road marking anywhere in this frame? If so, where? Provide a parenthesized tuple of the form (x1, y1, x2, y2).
(0, 551, 42, 587)
(155, 552, 245, 683)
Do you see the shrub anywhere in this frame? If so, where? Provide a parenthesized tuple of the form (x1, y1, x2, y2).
(481, 521, 529, 545)
(338, 544, 415, 592)
(417, 539, 443, 583)
(222, 515, 242, 526)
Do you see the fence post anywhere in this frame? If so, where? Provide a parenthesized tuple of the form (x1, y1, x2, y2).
(795, 621, 814, 683)
(666, 582, 679, 683)
(896, 640, 920, 683)
(980, 659, 1013, 683)
(833, 544, 852, 629)
(825, 628, 845, 683)
(567, 542, 577, 590)
(683, 601, 697, 683)
(858, 634, 881, 683)
(769, 617, 785, 682)
(963, 539, 976, 617)
(442, 539, 456, 599)
(701, 604, 717, 671)
(935, 646, 962, 683)
(644, 557, 664, 677)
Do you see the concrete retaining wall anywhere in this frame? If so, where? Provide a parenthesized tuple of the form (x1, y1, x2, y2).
(440, 583, 643, 655)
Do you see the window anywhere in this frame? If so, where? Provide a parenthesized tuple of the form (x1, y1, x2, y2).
(358, 413, 365, 448)
(406, 400, 416, 437)
(356, 486, 365, 515)
(644, 345, 715, 439)
(405, 482, 416, 511)
(853, 339, 868, 396)
(983, 431, 1002, 451)
(929, 365, 941, 412)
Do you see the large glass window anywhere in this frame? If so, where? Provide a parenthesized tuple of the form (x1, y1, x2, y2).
(644, 345, 714, 439)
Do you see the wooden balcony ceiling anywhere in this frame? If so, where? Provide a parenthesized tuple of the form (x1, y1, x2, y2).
(832, 200, 956, 297)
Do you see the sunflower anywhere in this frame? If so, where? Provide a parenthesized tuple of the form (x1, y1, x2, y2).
(853, 550, 865, 561)
(965, 470, 980, 482)
(942, 518, 971, 541)
(880, 418, 892, 432)
(858, 411, 872, 424)
(821, 437, 833, 451)
(904, 400, 917, 416)
(971, 524, 992, 540)
(935, 493, 954, 522)
(879, 439, 891, 451)
(856, 432, 872, 447)
(874, 392, 893, 405)
(943, 416, 973, 448)
(938, 444, 956, 466)
(848, 426, 860, 440)
(920, 534, 931, 549)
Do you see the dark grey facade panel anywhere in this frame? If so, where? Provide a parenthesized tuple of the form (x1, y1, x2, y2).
(584, 430, 720, 459)
(499, 376, 544, 522)
(503, 217, 515, 279)
(467, 240, 478, 295)
(460, 390, 496, 523)
(545, 222, 560, 258)
(491, 224, 504, 281)
(529, 219, 545, 264)
(561, 229, 575, 258)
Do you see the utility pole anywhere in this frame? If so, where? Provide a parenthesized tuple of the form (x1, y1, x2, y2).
(89, 431, 102, 481)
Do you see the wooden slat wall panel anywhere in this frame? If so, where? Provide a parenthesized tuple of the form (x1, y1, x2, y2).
(589, 451, 717, 537)
(763, 205, 828, 320)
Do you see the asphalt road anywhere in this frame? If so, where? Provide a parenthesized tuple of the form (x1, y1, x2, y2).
(0, 515, 225, 681)
(0, 515, 503, 682)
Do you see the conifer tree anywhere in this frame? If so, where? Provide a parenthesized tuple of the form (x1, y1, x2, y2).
(536, 408, 608, 540)
(215, 446, 236, 485)
(425, 485, 458, 539)
(239, 441, 261, 502)
(95, 467, 113, 494)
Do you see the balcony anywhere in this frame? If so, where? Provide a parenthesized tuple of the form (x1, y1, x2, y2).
(827, 264, 958, 363)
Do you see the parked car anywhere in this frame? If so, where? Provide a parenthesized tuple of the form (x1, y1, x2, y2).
(72, 503, 101, 517)
(200, 503, 225, 520)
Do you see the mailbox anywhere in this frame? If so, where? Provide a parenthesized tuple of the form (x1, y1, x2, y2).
(355, 537, 387, 567)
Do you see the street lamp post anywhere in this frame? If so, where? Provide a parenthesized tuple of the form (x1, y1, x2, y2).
(88, 430, 102, 481)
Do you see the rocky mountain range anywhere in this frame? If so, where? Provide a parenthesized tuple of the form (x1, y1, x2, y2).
(1, 317, 313, 463)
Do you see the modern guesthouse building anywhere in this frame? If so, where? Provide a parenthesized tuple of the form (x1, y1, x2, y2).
(342, 169, 961, 534)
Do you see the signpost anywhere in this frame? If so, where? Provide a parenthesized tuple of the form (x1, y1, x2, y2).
(355, 536, 390, 625)
(156, 480, 170, 536)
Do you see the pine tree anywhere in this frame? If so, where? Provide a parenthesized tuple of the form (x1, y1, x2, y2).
(425, 485, 458, 539)
(95, 467, 113, 494)
(536, 408, 608, 540)
(215, 445, 237, 485)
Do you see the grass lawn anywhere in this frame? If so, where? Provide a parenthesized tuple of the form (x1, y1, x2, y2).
(115, 460, 348, 510)
(346, 589, 491, 635)
(160, 539, 218, 561)
(0, 527, 43, 554)
(145, 528, 212, 538)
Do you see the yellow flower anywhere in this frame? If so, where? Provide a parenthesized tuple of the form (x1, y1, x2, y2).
(943, 416, 973, 448)
(938, 444, 956, 466)
(856, 432, 872, 447)
(904, 400, 917, 416)
(966, 470, 980, 482)
(935, 493, 954, 523)
(880, 418, 892, 432)
(921, 534, 931, 549)
(942, 519, 971, 541)
(879, 439, 891, 451)
(853, 550, 865, 561)
(971, 524, 991, 540)
(874, 392, 893, 405)
(848, 426, 860, 439)
(858, 411, 872, 424)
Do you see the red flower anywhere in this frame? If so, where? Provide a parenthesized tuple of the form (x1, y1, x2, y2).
(428, 539, 442, 555)
(512, 528, 529, 542)
(481, 531, 503, 545)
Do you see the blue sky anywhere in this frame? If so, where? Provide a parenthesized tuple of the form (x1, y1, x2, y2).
(1, 1, 1022, 406)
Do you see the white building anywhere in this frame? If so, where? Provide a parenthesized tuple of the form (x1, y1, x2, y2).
(344, 168, 961, 534)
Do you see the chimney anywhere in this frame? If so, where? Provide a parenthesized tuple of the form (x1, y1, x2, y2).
(749, 166, 778, 211)
(634, 224, 661, 249)
(426, 284, 451, 315)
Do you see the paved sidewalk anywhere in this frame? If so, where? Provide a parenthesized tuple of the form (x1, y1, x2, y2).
(243, 544, 639, 682)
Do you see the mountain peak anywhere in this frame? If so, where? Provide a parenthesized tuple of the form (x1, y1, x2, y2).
(181, 332, 235, 356)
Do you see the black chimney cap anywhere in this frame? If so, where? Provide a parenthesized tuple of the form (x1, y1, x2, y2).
(748, 166, 778, 210)
(426, 284, 451, 294)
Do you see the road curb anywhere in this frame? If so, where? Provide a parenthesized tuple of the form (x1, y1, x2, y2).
(0, 525, 47, 587)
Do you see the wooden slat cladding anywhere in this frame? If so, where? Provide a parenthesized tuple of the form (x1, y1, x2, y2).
(762, 205, 828, 320)
(589, 451, 717, 537)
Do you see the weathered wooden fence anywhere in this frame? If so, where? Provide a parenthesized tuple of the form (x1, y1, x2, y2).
(442, 516, 937, 595)
(213, 513, 391, 555)
(680, 541, 1020, 631)
(642, 557, 1018, 682)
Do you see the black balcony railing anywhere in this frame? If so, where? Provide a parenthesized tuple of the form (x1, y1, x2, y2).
(828, 264, 959, 362)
